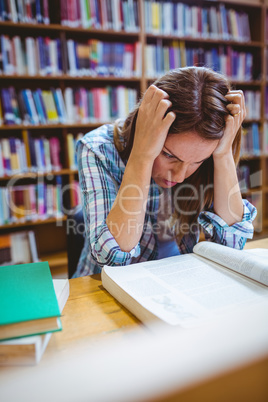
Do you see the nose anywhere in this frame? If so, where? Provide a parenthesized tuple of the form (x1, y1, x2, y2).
(172, 163, 188, 183)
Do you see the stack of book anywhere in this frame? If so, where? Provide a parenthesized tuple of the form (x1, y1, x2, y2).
(0, 261, 69, 365)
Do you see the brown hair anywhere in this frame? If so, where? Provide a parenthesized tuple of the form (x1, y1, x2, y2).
(114, 67, 241, 242)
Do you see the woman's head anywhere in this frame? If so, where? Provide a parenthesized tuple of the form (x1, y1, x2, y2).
(114, 66, 241, 240)
(154, 66, 230, 140)
(114, 67, 237, 160)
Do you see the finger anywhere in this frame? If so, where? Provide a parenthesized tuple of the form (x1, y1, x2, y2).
(162, 111, 176, 132)
(226, 103, 241, 115)
(225, 91, 246, 119)
(155, 99, 172, 120)
(142, 85, 158, 103)
(151, 87, 169, 111)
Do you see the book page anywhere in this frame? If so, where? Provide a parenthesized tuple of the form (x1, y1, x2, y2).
(193, 242, 268, 286)
(103, 254, 268, 327)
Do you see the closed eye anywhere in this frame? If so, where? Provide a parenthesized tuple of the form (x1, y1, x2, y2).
(162, 150, 175, 159)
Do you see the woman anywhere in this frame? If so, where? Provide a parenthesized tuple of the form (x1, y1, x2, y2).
(73, 66, 256, 277)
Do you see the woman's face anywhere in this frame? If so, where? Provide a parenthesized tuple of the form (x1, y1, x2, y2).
(152, 132, 219, 188)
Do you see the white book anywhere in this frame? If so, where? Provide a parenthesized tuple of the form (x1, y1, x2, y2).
(64, 87, 75, 123)
(26, 37, 37, 76)
(112, 0, 120, 31)
(49, 40, 58, 75)
(0, 279, 69, 366)
(67, 40, 77, 76)
(102, 242, 268, 330)
(13, 36, 25, 75)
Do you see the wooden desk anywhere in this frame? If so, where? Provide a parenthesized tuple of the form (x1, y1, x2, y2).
(48, 238, 268, 351)
(46, 273, 142, 355)
(1, 239, 268, 402)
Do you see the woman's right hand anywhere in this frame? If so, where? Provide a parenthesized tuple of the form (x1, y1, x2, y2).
(131, 85, 176, 162)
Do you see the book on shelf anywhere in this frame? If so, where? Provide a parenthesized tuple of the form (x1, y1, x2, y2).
(0, 181, 64, 225)
(0, 0, 50, 24)
(102, 242, 268, 329)
(145, 41, 255, 81)
(0, 130, 63, 176)
(0, 278, 69, 366)
(0, 86, 138, 126)
(60, 0, 139, 31)
(244, 90, 261, 120)
(66, 39, 141, 78)
(0, 261, 62, 341)
(0, 230, 39, 265)
(67, 132, 83, 170)
(240, 123, 261, 157)
(144, 1, 251, 41)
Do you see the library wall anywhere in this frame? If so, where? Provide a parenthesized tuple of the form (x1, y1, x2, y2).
(0, 0, 267, 272)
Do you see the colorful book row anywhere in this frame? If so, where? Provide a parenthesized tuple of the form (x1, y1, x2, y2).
(0, 0, 50, 24)
(0, 132, 65, 176)
(0, 131, 83, 176)
(0, 181, 63, 226)
(0, 35, 63, 76)
(0, 36, 142, 78)
(240, 123, 261, 157)
(61, 0, 139, 31)
(67, 40, 141, 77)
(0, 86, 138, 126)
(146, 41, 255, 81)
(144, 1, 251, 42)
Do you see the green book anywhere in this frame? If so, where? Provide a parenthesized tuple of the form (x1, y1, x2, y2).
(0, 261, 62, 341)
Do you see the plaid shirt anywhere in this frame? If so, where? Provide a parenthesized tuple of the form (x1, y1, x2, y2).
(73, 124, 257, 277)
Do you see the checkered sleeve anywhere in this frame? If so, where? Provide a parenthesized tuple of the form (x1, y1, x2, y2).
(77, 141, 141, 267)
(198, 199, 257, 250)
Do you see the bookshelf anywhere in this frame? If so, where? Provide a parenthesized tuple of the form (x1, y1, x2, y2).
(0, 0, 268, 274)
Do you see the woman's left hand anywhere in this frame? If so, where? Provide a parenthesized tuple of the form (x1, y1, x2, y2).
(213, 90, 246, 158)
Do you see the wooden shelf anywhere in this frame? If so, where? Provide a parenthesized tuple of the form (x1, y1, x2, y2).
(0, 21, 140, 37)
(0, 74, 142, 82)
(146, 34, 262, 48)
(0, 169, 78, 181)
(0, 216, 67, 229)
(0, 122, 111, 131)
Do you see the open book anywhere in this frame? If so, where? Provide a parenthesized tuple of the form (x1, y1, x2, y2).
(102, 242, 268, 329)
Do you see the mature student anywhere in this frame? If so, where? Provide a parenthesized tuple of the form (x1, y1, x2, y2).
(73, 66, 256, 277)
